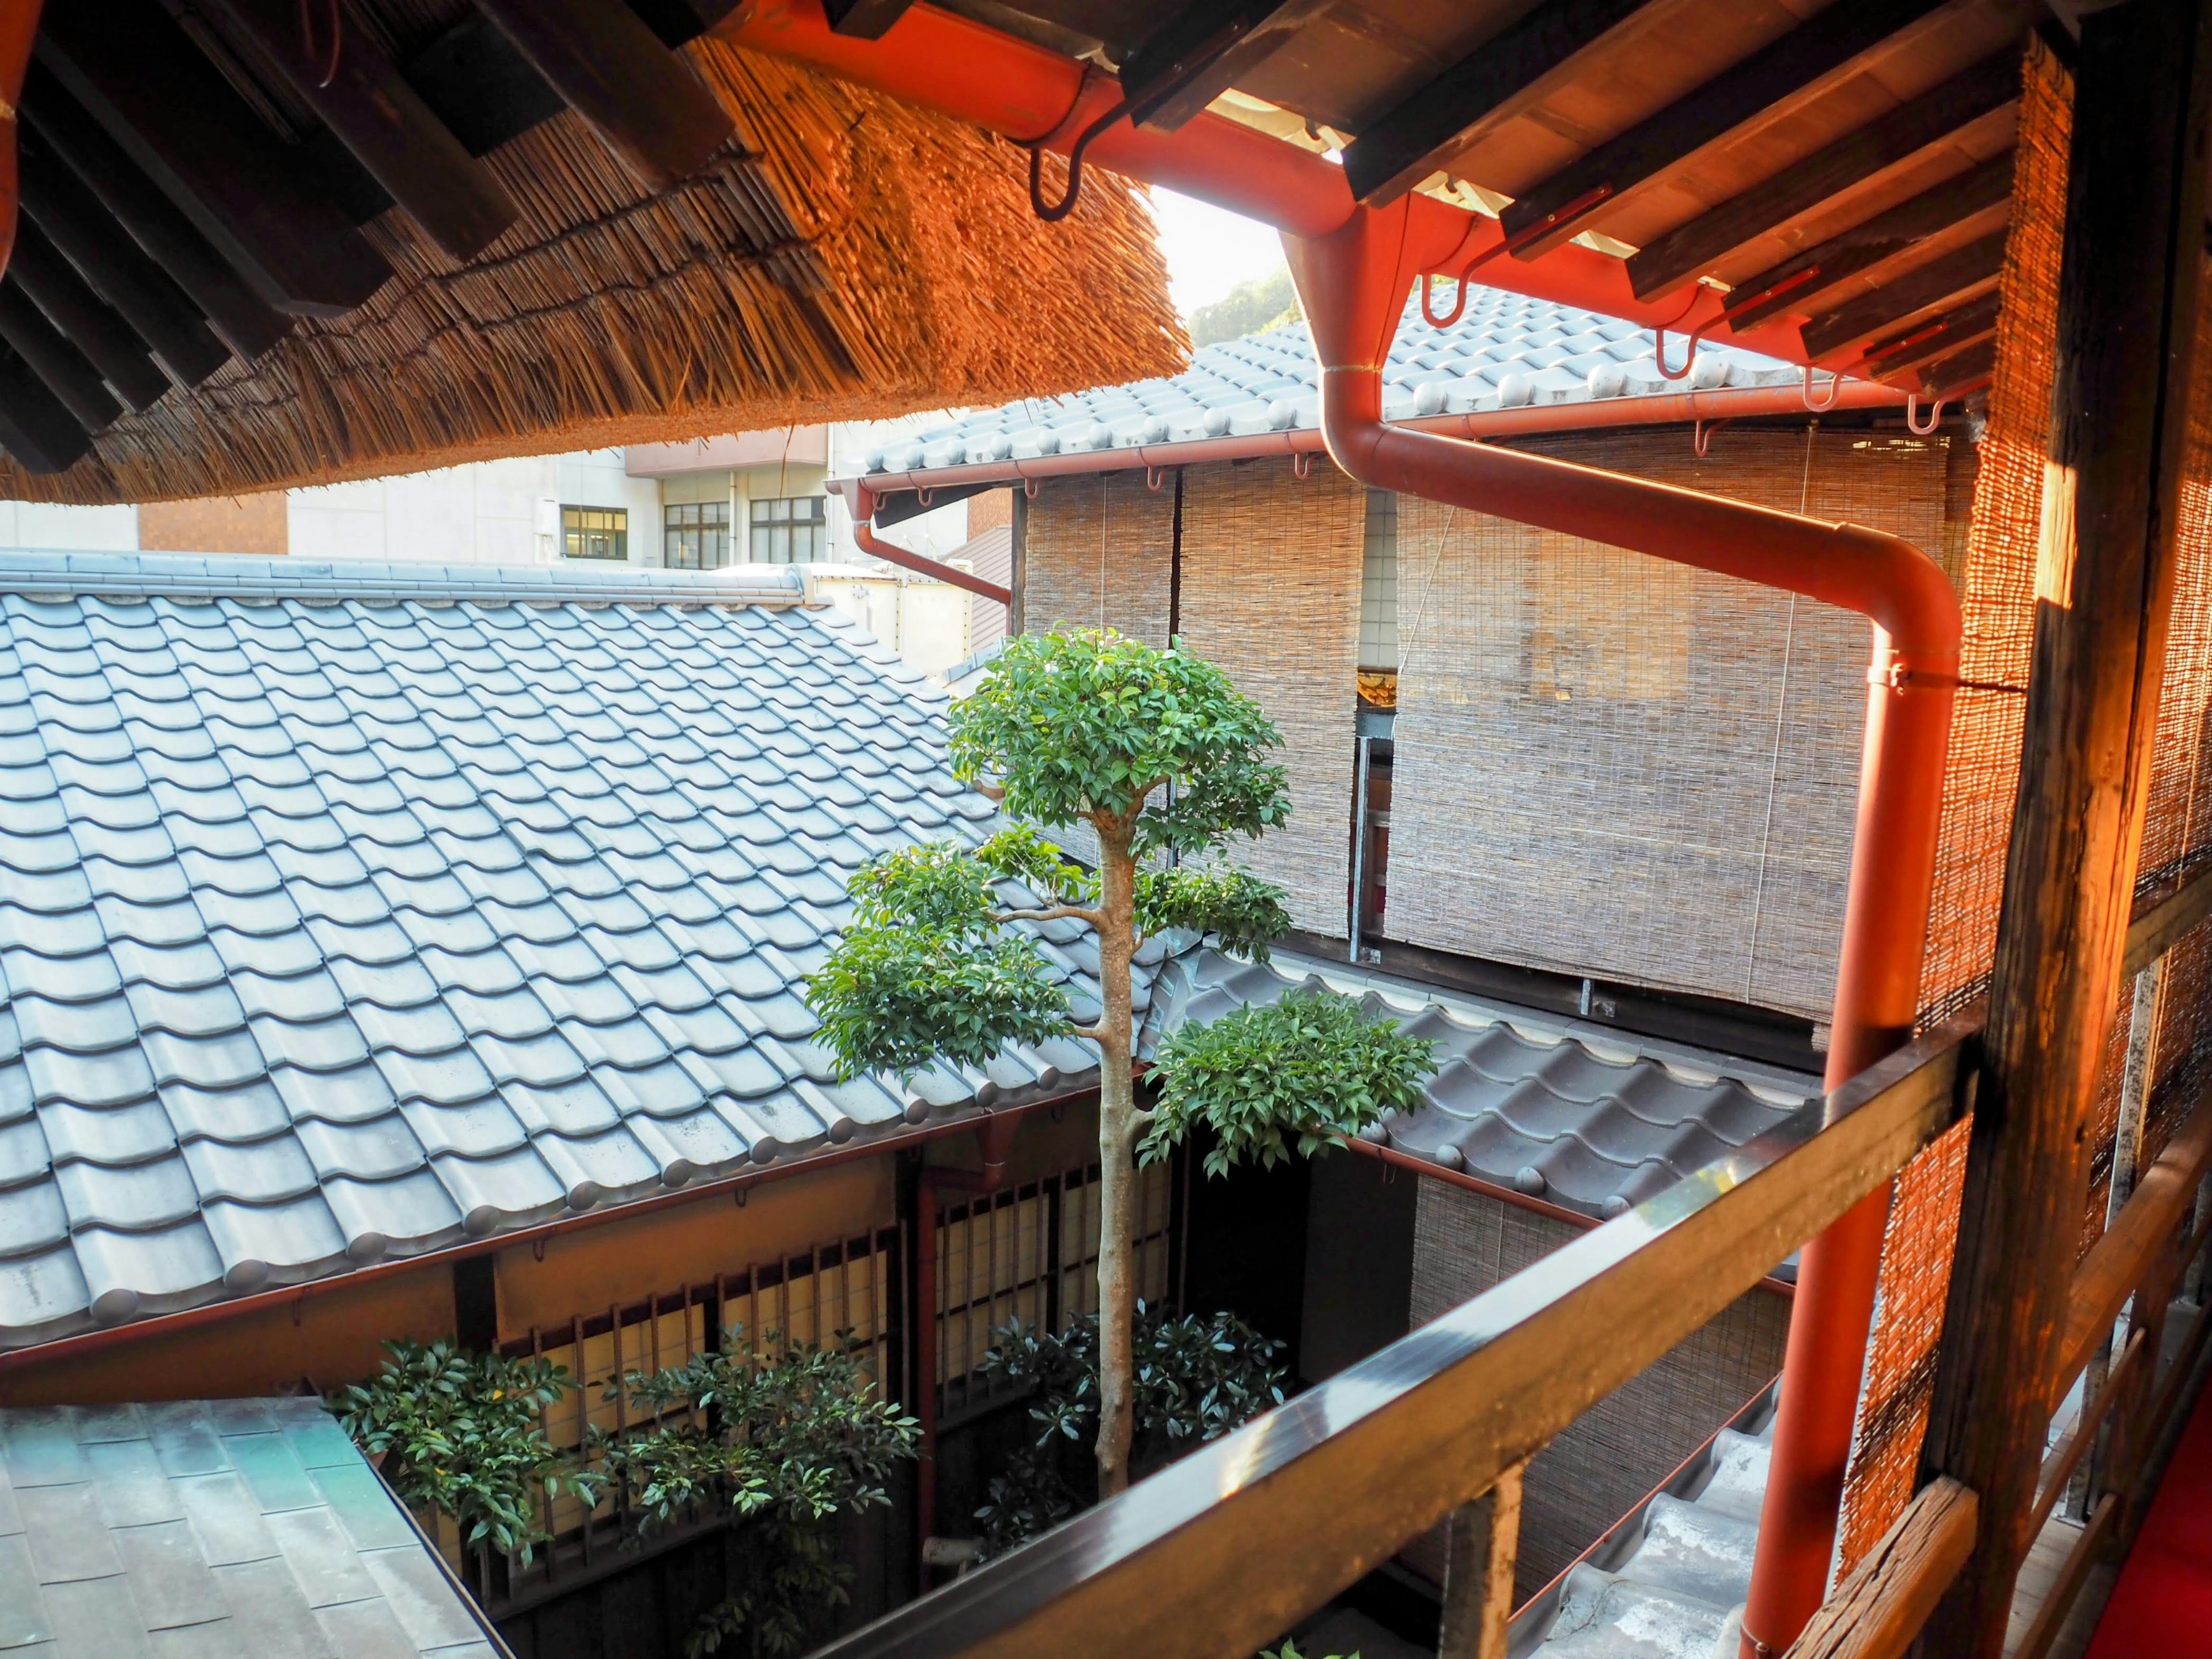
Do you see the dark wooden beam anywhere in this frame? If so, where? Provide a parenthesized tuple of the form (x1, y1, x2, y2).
(4, 221, 173, 412)
(36, 0, 392, 318)
(1500, 0, 1952, 263)
(205, 0, 519, 262)
(823, 0, 919, 43)
(1798, 230, 2006, 363)
(1630, 52, 2021, 302)
(0, 342, 96, 474)
(19, 65, 289, 363)
(0, 282, 120, 434)
(1119, 0, 1332, 132)
(400, 13, 567, 159)
(16, 135, 231, 389)
(1342, 0, 1667, 209)
(1918, 6, 2212, 1654)
(474, 0, 735, 190)
(1859, 290, 2002, 382)
(1722, 152, 2015, 332)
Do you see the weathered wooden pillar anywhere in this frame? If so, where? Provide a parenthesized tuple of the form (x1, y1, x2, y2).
(1916, 5, 2212, 1654)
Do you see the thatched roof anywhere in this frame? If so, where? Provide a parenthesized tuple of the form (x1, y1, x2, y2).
(0, 16, 1182, 505)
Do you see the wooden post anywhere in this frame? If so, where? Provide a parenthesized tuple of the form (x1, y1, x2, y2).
(1439, 1463, 1524, 1659)
(1915, 6, 2212, 1655)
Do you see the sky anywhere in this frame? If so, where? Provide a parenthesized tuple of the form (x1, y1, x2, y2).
(1145, 188, 1287, 317)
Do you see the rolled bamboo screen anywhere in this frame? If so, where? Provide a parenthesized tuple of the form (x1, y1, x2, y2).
(1387, 427, 1957, 1022)
(1018, 460, 1366, 934)
(1836, 36, 2066, 1576)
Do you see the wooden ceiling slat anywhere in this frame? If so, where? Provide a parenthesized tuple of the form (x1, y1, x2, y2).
(20, 66, 289, 363)
(3, 222, 173, 414)
(1915, 334, 1995, 400)
(207, 0, 520, 263)
(37, 0, 393, 319)
(1721, 150, 2014, 331)
(0, 282, 120, 434)
(474, 0, 736, 192)
(399, 13, 570, 160)
(1120, 0, 1334, 132)
(1340, 0, 1664, 208)
(16, 136, 231, 390)
(1800, 228, 2007, 361)
(1499, 0, 1953, 264)
(0, 342, 96, 474)
(825, 0, 921, 41)
(1628, 50, 2021, 302)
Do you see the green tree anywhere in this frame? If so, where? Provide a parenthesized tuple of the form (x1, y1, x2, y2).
(597, 1330, 919, 1657)
(807, 628, 1435, 1500)
(1187, 265, 1301, 347)
(331, 1338, 600, 1565)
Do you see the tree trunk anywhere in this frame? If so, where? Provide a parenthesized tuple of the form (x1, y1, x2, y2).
(1092, 821, 1139, 1499)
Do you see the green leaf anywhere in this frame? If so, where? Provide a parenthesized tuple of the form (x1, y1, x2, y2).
(1140, 990, 1438, 1175)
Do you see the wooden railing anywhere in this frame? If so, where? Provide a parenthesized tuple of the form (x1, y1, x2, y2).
(808, 1014, 1972, 1659)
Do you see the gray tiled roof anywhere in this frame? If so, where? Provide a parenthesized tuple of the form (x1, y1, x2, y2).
(0, 1395, 501, 1658)
(0, 554, 1141, 1351)
(856, 289, 1814, 479)
(1145, 952, 1818, 1218)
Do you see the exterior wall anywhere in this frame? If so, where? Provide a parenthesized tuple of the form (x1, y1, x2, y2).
(139, 492, 288, 555)
(289, 449, 659, 567)
(1407, 1180, 1789, 1596)
(0, 499, 138, 551)
(807, 565, 976, 677)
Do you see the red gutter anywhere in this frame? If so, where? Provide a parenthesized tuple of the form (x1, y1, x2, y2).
(850, 483, 1013, 604)
(713, 0, 1815, 366)
(1288, 199, 1957, 1659)
(827, 381, 1909, 507)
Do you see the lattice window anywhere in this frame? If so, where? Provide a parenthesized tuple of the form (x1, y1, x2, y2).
(935, 1158, 1175, 1424)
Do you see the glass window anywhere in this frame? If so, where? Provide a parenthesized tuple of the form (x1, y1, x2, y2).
(663, 499, 730, 570)
(561, 505, 627, 562)
(749, 494, 827, 563)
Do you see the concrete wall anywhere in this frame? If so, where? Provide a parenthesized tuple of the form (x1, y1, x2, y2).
(287, 449, 660, 566)
(0, 500, 138, 551)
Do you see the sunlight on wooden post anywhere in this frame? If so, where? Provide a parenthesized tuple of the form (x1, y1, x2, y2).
(1440, 1461, 1525, 1659)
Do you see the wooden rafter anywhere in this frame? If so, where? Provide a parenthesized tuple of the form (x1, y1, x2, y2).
(206, 0, 520, 263)
(1630, 51, 2021, 302)
(1800, 229, 2006, 362)
(1500, 0, 1953, 264)
(1343, 0, 1670, 209)
(474, 0, 734, 192)
(36, 0, 392, 318)
(1859, 289, 2000, 382)
(4, 218, 171, 411)
(1120, 0, 1333, 134)
(20, 66, 287, 362)
(16, 133, 228, 388)
(1722, 152, 2014, 332)
(0, 338, 93, 472)
(0, 278, 117, 433)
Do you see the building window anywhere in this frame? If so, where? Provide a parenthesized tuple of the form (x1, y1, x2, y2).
(749, 494, 826, 563)
(664, 500, 729, 570)
(562, 506, 627, 561)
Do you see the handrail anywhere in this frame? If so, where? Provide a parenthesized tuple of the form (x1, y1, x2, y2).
(2055, 1090, 2212, 1403)
(2122, 861, 2212, 976)
(813, 1016, 1974, 1659)
(1781, 1478, 1978, 1659)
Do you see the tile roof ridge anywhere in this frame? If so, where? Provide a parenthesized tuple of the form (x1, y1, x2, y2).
(0, 550, 812, 609)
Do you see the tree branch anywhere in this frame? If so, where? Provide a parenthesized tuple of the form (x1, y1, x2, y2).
(988, 905, 1102, 928)
(1073, 1024, 1106, 1043)
(972, 781, 1006, 802)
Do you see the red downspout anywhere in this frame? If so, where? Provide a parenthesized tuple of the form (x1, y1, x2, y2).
(719, 7, 1955, 1644)
(851, 483, 1014, 606)
(1286, 200, 1959, 1659)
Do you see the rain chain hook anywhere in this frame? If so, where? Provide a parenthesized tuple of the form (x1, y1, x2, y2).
(1420, 237, 1512, 329)
(1906, 395, 1947, 435)
(1693, 417, 1732, 459)
(1027, 97, 1131, 222)
(299, 0, 342, 87)
(1801, 363, 1842, 412)
(1654, 286, 1725, 381)
(1292, 450, 1314, 479)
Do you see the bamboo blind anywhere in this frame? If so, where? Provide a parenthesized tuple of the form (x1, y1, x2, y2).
(1020, 460, 1366, 934)
(1835, 37, 2067, 1576)
(1176, 457, 1366, 935)
(1387, 427, 1956, 1021)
